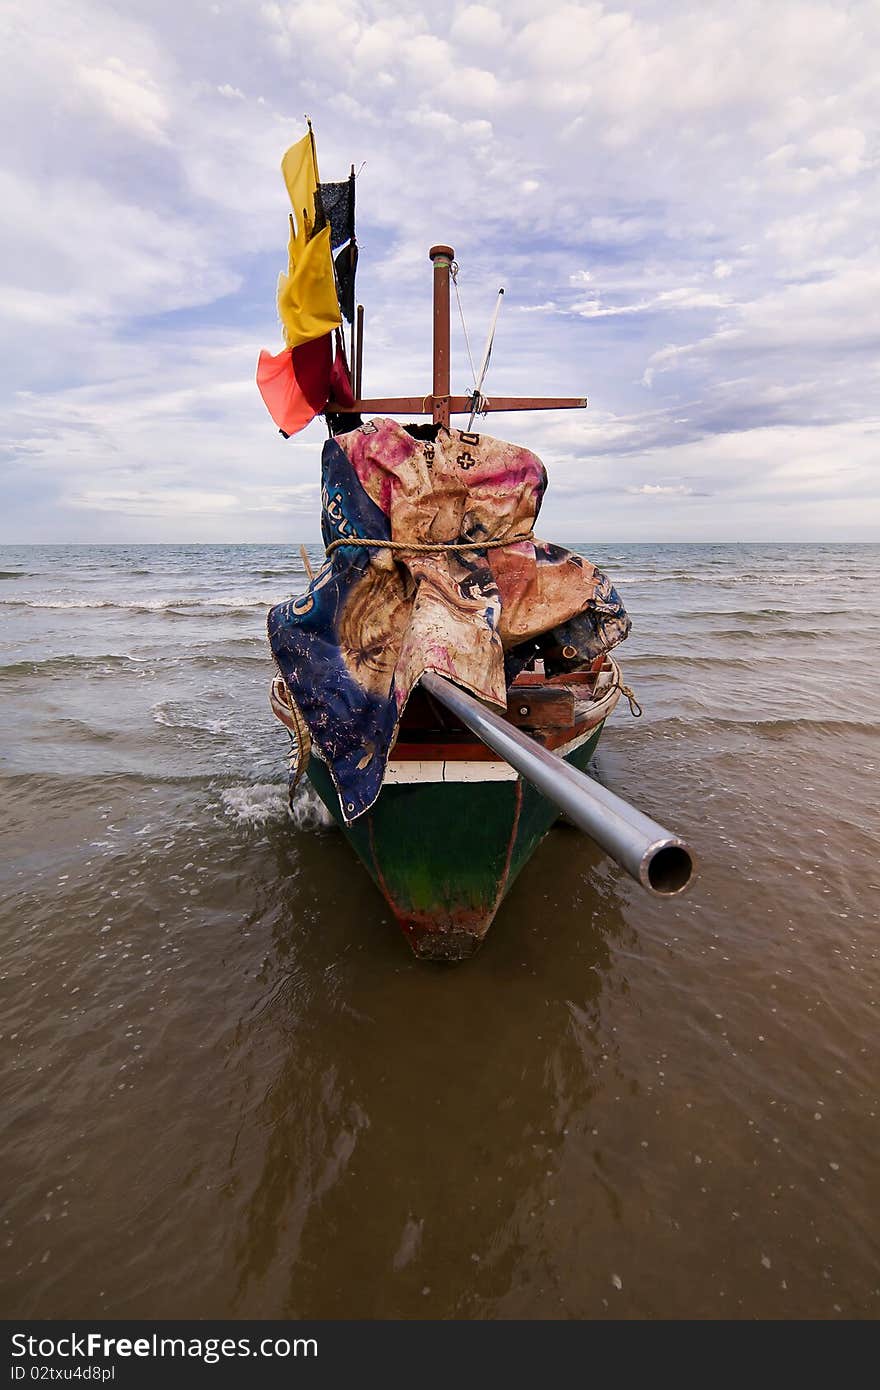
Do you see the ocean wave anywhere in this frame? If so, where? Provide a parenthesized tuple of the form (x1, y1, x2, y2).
(615, 573, 709, 584)
(217, 780, 333, 829)
(290, 782, 335, 830)
(152, 701, 232, 735)
(0, 649, 272, 682)
(0, 571, 30, 580)
(176, 652, 271, 670)
(219, 782, 288, 824)
(681, 626, 842, 642)
(0, 653, 143, 680)
(616, 572, 840, 587)
(51, 717, 123, 743)
(254, 568, 308, 579)
(667, 608, 854, 620)
(0, 597, 118, 609)
(623, 653, 758, 670)
(175, 593, 281, 609)
(648, 715, 879, 737)
(0, 594, 277, 613)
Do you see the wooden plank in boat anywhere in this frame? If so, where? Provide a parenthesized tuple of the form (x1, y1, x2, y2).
(506, 686, 576, 729)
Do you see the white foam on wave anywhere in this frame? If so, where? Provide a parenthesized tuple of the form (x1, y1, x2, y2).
(616, 572, 733, 584)
(220, 782, 288, 825)
(218, 781, 333, 829)
(0, 597, 118, 609)
(199, 592, 282, 608)
(152, 701, 230, 734)
(0, 591, 280, 611)
(289, 782, 334, 830)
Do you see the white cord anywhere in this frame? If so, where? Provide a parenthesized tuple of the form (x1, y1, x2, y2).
(451, 262, 479, 387)
(468, 288, 505, 430)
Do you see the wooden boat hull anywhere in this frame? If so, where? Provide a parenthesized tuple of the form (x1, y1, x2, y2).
(271, 658, 623, 960)
(305, 720, 606, 960)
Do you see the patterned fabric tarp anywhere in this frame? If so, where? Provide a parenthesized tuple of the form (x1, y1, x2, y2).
(268, 418, 630, 822)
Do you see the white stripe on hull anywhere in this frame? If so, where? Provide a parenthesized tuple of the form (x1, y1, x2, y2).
(384, 759, 517, 784)
(272, 660, 622, 787)
(384, 721, 604, 786)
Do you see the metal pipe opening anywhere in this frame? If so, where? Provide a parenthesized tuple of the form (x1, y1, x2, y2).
(644, 843, 694, 895)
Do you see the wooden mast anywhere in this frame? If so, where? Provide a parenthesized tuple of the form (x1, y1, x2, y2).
(326, 244, 587, 420)
(429, 245, 454, 427)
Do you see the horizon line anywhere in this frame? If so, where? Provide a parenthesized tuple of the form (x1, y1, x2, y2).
(2, 539, 879, 548)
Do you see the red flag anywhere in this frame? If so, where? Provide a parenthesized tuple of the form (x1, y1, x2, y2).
(256, 335, 333, 437)
(328, 333, 355, 409)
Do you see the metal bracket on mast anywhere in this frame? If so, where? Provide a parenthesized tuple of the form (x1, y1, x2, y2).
(326, 245, 587, 422)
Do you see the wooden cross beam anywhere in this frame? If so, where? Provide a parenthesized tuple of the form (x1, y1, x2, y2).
(326, 246, 587, 427)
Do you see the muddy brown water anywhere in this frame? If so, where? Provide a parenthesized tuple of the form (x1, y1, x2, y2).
(2, 543, 878, 1318)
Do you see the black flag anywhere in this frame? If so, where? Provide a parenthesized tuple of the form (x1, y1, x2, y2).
(334, 241, 358, 323)
(319, 176, 355, 250)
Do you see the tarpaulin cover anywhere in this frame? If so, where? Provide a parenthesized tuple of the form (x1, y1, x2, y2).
(268, 418, 630, 822)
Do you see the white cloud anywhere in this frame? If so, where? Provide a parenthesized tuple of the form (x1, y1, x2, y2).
(450, 5, 508, 47)
(574, 286, 730, 318)
(71, 488, 241, 515)
(627, 484, 695, 496)
(77, 57, 170, 142)
(804, 125, 866, 176)
(0, 0, 878, 540)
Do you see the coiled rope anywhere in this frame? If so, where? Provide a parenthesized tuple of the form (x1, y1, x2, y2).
(606, 668, 643, 717)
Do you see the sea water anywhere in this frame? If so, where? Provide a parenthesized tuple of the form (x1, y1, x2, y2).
(1, 542, 878, 1317)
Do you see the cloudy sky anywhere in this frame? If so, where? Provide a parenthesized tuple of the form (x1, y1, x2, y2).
(2, 0, 878, 542)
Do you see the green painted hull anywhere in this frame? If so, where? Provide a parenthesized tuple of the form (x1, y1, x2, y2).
(306, 722, 606, 960)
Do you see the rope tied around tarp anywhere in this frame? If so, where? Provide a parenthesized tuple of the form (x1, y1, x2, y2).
(324, 531, 535, 559)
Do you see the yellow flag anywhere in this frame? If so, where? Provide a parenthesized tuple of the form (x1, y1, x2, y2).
(277, 223, 341, 349)
(281, 133, 318, 240)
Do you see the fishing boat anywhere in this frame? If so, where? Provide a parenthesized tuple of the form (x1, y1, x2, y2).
(259, 128, 694, 960)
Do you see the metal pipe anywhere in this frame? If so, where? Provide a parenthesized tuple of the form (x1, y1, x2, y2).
(421, 672, 694, 897)
(429, 245, 454, 427)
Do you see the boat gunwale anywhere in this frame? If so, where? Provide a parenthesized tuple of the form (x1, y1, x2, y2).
(390, 657, 622, 762)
